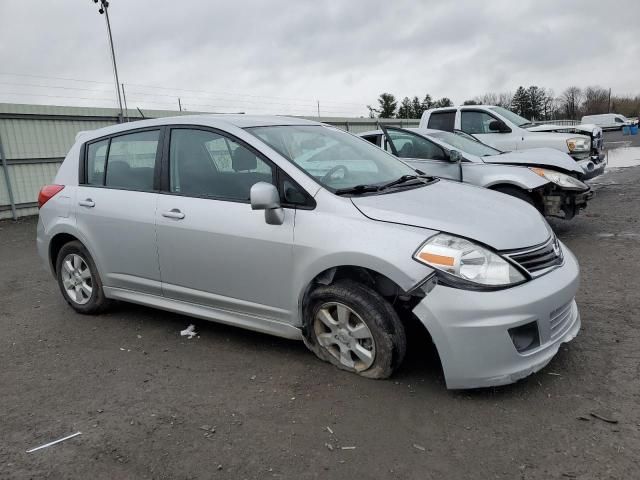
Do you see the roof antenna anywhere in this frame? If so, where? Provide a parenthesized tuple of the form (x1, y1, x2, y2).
(136, 107, 145, 119)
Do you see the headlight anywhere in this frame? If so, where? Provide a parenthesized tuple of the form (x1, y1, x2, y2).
(414, 233, 526, 288)
(529, 168, 588, 190)
(566, 137, 590, 152)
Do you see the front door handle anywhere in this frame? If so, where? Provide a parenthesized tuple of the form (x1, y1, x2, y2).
(78, 198, 95, 208)
(162, 209, 185, 220)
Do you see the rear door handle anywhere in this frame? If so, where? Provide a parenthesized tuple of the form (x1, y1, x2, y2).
(78, 198, 95, 208)
(162, 209, 185, 220)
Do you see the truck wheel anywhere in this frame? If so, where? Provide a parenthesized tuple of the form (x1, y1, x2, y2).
(303, 280, 406, 379)
(55, 241, 110, 314)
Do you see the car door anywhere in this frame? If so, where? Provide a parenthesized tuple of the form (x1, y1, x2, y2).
(155, 126, 295, 323)
(381, 127, 462, 181)
(459, 109, 519, 151)
(75, 128, 163, 295)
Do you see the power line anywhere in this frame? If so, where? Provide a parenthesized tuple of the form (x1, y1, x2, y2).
(0, 71, 366, 107)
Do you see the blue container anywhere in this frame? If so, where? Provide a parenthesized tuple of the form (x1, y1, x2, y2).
(631, 125, 639, 135)
(622, 125, 631, 135)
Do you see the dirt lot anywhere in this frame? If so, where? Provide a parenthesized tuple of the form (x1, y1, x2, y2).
(1, 166, 640, 480)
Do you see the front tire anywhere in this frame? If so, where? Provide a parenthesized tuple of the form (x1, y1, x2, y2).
(55, 241, 110, 314)
(303, 280, 406, 379)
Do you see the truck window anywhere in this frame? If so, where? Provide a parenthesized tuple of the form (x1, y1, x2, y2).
(427, 111, 455, 132)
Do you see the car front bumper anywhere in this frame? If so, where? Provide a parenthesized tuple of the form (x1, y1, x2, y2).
(412, 244, 581, 389)
(577, 153, 607, 180)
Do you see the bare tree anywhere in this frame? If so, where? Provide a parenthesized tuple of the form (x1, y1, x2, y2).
(583, 86, 610, 115)
(559, 86, 583, 120)
(497, 92, 513, 108)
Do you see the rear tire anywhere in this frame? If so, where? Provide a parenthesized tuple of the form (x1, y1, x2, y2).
(302, 280, 406, 379)
(55, 241, 110, 314)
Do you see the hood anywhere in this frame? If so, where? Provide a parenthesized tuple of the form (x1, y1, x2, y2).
(484, 148, 583, 175)
(351, 181, 550, 251)
(526, 123, 600, 137)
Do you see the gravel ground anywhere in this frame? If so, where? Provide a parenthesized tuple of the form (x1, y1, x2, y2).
(1, 166, 639, 480)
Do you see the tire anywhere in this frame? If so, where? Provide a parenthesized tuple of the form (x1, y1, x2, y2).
(302, 280, 406, 379)
(55, 240, 110, 314)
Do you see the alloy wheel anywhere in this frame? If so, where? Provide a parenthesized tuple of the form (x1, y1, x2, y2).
(61, 253, 93, 305)
(313, 302, 376, 371)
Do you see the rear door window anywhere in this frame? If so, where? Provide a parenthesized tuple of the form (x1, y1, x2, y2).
(104, 130, 160, 191)
(427, 111, 456, 132)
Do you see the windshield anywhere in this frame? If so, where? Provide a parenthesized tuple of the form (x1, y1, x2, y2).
(489, 106, 533, 127)
(247, 125, 418, 192)
(428, 131, 502, 157)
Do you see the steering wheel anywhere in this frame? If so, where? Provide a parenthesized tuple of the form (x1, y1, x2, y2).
(321, 165, 349, 182)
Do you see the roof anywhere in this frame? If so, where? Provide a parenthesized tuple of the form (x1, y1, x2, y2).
(75, 114, 322, 142)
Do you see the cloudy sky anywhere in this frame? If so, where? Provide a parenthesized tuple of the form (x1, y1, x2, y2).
(0, 0, 638, 116)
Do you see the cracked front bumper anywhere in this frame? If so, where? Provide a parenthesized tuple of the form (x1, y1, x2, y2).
(577, 153, 607, 180)
(412, 244, 581, 389)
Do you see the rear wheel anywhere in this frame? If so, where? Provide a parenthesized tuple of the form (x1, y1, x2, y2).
(55, 241, 110, 314)
(303, 280, 406, 379)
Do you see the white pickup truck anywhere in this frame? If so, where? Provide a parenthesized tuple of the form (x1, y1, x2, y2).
(419, 105, 606, 179)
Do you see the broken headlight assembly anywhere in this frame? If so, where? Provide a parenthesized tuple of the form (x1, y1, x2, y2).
(413, 233, 526, 290)
(566, 137, 590, 153)
(529, 167, 588, 191)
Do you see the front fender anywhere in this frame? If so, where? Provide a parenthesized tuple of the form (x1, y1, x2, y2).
(467, 164, 549, 190)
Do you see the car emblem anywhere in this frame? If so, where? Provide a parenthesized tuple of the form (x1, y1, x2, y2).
(552, 239, 561, 257)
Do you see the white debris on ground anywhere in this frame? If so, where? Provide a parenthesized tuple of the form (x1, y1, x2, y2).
(180, 324, 197, 339)
(606, 146, 640, 169)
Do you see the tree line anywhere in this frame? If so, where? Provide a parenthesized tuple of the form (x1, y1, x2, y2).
(368, 87, 640, 120)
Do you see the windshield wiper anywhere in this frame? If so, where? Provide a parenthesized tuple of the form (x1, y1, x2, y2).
(334, 184, 381, 195)
(377, 174, 422, 190)
(335, 175, 430, 196)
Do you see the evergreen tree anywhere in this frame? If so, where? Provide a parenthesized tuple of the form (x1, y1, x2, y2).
(377, 93, 398, 118)
(433, 97, 453, 108)
(511, 86, 529, 117)
(397, 97, 413, 118)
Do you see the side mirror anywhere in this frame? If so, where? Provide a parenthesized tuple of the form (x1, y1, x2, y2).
(250, 182, 284, 225)
(489, 120, 510, 133)
(448, 150, 463, 163)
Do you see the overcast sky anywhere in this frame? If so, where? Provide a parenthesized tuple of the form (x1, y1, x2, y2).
(0, 0, 638, 116)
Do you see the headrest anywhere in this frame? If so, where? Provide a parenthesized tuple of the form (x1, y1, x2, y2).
(232, 147, 257, 172)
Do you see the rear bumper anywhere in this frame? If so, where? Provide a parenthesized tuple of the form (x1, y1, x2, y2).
(412, 244, 581, 389)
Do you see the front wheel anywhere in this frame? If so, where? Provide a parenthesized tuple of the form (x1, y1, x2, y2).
(56, 241, 110, 314)
(303, 280, 406, 379)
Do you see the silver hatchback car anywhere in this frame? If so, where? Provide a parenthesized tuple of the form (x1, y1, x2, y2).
(37, 115, 581, 389)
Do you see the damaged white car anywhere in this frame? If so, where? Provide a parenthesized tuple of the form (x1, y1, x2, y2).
(360, 127, 593, 220)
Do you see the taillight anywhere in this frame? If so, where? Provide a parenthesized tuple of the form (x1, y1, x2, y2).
(38, 185, 65, 208)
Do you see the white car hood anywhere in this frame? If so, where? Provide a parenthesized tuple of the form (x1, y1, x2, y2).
(526, 123, 601, 137)
(483, 148, 583, 175)
(351, 180, 550, 251)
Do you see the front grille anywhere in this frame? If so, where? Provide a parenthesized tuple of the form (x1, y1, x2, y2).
(549, 302, 573, 338)
(502, 236, 564, 277)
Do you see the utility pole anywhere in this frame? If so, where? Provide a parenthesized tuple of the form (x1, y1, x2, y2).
(92, 0, 124, 122)
(317, 100, 320, 119)
(608, 88, 611, 113)
(178, 97, 182, 112)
